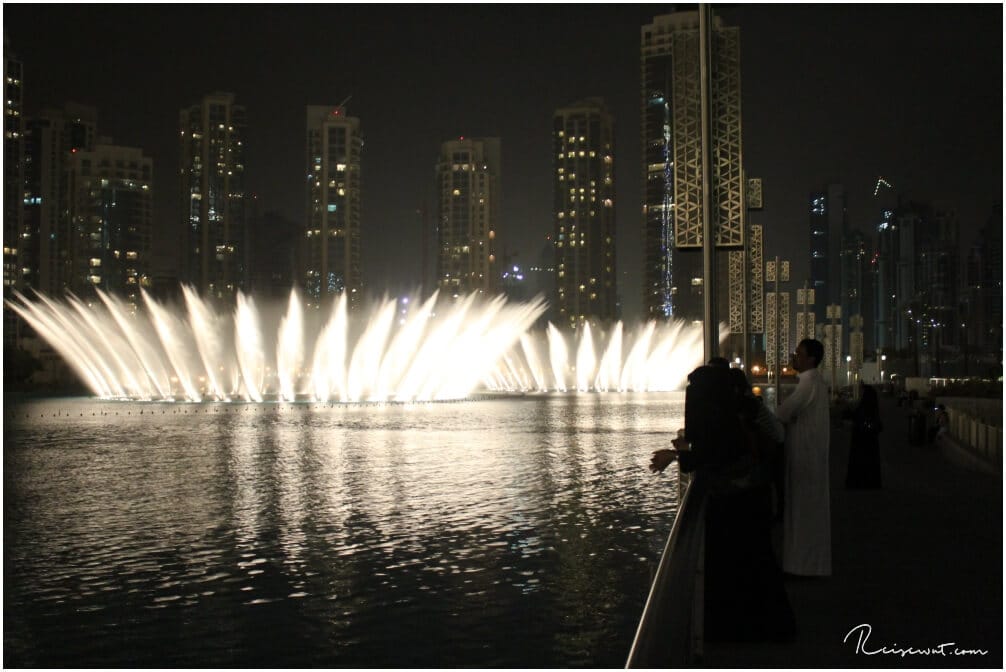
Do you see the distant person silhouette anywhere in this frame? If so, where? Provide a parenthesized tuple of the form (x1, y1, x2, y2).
(928, 403, 950, 443)
(845, 383, 883, 489)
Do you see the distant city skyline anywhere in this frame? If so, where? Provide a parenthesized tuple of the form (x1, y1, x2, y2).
(4, 3, 1001, 322)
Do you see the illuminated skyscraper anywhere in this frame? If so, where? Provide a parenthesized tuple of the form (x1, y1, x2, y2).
(304, 104, 362, 310)
(640, 10, 744, 324)
(4, 44, 23, 292)
(963, 213, 1002, 374)
(66, 144, 153, 307)
(552, 98, 616, 327)
(809, 183, 847, 325)
(179, 92, 247, 300)
(22, 103, 98, 296)
(435, 137, 500, 296)
(3, 43, 23, 346)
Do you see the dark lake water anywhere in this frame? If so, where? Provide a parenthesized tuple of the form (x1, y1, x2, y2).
(4, 393, 684, 667)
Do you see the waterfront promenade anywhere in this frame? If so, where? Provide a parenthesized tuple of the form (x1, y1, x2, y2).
(700, 393, 1002, 668)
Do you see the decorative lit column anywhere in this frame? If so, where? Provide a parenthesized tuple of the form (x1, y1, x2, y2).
(766, 258, 790, 404)
(823, 304, 842, 398)
(849, 314, 863, 399)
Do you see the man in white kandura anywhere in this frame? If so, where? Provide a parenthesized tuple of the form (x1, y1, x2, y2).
(776, 338, 832, 577)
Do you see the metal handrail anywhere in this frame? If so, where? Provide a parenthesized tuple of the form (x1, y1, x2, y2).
(625, 471, 708, 668)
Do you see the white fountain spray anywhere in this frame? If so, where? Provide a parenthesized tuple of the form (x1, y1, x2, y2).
(183, 286, 231, 401)
(234, 292, 265, 402)
(276, 290, 305, 402)
(309, 293, 348, 402)
(546, 322, 569, 392)
(7, 286, 721, 402)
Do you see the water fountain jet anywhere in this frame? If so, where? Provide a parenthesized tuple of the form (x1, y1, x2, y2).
(7, 287, 720, 402)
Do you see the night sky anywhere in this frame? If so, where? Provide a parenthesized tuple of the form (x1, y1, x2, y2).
(6, 3, 1002, 322)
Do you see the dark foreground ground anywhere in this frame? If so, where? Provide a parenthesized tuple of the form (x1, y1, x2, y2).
(701, 393, 1002, 668)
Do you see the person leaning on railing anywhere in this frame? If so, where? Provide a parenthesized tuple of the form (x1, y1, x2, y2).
(649, 361, 795, 642)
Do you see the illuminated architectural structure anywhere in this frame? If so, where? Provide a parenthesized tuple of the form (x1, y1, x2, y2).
(640, 10, 743, 323)
(764, 259, 790, 374)
(3, 45, 23, 346)
(872, 200, 961, 376)
(179, 92, 247, 300)
(4, 45, 23, 292)
(304, 104, 362, 310)
(731, 177, 764, 361)
(3, 44, 23, 346)
(870, 206, 897, 352)
(22, 103, 98, 296)
(435, 137, 500, 296)
(65, 144, 153, 307)
(962, 214, 1003, 375)
(552, 98, 616, 327)
(839, 227, 870, 351)
(808, 183, 846, 326)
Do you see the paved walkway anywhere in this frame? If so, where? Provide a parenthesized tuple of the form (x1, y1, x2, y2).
(700, 393, 1002, 668)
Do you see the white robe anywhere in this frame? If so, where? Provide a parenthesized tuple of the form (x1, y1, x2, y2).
(776, 366, 832, 576)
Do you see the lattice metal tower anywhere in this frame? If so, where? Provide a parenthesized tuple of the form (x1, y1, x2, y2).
(640, 10, 744, 323)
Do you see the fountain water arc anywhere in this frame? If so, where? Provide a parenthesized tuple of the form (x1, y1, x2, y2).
(7, 287, 721, 403)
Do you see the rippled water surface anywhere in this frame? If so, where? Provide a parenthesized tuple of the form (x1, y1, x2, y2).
(4, 394, 683, 667)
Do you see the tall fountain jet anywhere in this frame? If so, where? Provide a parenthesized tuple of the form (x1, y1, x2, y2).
(7, 287, 716, 402)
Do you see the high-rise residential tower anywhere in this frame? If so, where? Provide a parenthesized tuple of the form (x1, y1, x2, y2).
(963, 212, 1002, 374)
(179, 92, 247, 300)
(4, 44, 23, 292)
(22, 103, 98, 296)
(839, 227, 867, 347)
(552, 98, 616, 327)
(304, 104, 362, 310)
(875, 200, 961, 375)
(435, 137, 501, 297)
(3, 43, 23, 346)
(640, 10, 744, 324)
(66, 143, 153, 307)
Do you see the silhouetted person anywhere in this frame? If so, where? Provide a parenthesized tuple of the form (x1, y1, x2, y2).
(928, 403, 949, 443)
(776, 338, 832, 577)
(846, 383, 883, 489)
(650, 363, 795, 642)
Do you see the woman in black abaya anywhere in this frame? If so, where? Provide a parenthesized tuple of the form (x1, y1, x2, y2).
(846, 383, 883, 489)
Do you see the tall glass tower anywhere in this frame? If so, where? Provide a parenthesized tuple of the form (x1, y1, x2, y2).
(640, 10, 743, 324)
(809, 183, 847, 325)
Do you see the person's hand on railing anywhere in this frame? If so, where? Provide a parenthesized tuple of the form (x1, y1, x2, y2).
(649, 448, 678, 473)
(650, 429, 690, 473)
